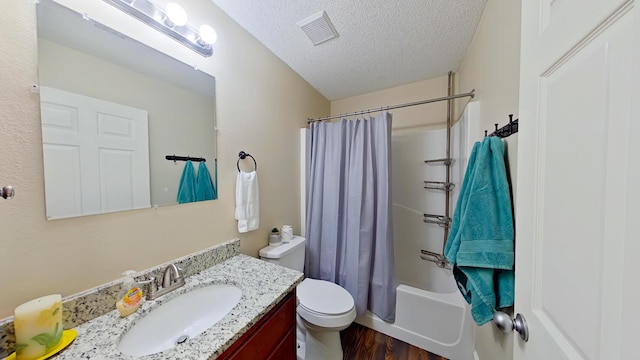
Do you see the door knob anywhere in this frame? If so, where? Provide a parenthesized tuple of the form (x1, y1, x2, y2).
(0, 185, 14, 200)
(493, 311, 529, 342)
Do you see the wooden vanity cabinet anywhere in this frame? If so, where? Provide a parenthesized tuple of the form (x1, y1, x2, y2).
(218, 289, 296, 360)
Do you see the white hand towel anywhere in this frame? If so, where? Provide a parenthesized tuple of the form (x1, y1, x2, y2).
(235, 170, 259, 233)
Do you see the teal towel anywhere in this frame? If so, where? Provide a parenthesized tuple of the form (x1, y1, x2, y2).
(196, 161, 217, 201)
(177, 160, 196, 204)
(444, 136, 514, 325)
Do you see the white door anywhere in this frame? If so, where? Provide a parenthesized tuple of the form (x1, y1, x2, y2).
(40, 86, 150, 219)
(516, 0, 638, 359)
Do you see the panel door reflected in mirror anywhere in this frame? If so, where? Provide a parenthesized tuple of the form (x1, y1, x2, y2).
(37, 0, 217, 220)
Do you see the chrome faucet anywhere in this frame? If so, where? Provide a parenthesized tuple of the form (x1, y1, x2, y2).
(145, 263, 186, 300)
(162, 263, 182, 288)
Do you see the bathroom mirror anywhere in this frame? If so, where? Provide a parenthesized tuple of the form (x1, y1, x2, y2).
(36, 0, 217, 220)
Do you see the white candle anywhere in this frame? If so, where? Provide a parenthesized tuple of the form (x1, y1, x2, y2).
(14, 294, 63, 360)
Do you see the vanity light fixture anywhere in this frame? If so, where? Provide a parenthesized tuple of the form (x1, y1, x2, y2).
(103, 0, 216, 57)
(164, 3, 188, 27)
(198, 24, 217, 46)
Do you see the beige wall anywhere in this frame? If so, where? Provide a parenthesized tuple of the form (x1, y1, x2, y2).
(457, 0, 521, 134)
(330, 75, 449, 130)
(0, 0, 328, 318)
(457, 0, 521, 359)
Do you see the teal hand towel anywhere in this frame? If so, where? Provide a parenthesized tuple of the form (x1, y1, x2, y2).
(177, 160, 196, 204)
(444, 136, 514, 325)
(196, 161, 217, 201)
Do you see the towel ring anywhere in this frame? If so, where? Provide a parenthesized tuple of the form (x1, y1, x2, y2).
(237, 151, 257, 172)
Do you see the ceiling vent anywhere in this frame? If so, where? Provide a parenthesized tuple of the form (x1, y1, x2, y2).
(297, 11, 339, 46)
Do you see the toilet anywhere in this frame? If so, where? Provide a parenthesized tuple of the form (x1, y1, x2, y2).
(259, 236, 356, 360)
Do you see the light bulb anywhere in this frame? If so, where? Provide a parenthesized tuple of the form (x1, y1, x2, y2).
(165, 3, 188, 27)
(198, 24, 217, 45)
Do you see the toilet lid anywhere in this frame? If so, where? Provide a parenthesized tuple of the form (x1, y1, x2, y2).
(297, 278, 354, 315)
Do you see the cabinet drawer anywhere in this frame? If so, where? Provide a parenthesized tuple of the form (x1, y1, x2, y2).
(219, 290, 296, 359)
(267, 328, 296, 360)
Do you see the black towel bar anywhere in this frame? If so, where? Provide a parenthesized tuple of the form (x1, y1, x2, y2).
(166, 155, 206, 162)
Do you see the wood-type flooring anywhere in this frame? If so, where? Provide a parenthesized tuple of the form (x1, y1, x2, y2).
(341, 323, 449, 360)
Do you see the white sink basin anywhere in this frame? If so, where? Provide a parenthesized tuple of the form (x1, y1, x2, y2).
(118, 284, 242, 357)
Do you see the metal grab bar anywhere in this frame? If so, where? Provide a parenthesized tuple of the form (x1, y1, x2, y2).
(423, 213, 451, 227)
(424, 158, 452, 165)
(424, 181, 455, 191)
(419, 249, 451, 269)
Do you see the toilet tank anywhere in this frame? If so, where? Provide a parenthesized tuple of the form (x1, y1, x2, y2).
(259, 236, 306, 272)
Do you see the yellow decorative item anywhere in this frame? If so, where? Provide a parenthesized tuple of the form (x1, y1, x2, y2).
(6, 329, 77, 360)
(13, 295, 63, 360)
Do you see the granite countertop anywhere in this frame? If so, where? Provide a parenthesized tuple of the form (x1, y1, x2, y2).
(51, 254, 303, 360)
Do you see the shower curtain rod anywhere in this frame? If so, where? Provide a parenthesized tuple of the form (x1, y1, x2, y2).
(307, 90, 475, 123)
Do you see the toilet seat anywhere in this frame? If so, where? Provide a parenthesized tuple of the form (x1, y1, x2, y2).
(296, 278, 357, 328)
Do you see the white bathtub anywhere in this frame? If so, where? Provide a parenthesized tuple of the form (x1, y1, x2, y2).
(357, 112, 476, 360)
(356, 274, 475, 360)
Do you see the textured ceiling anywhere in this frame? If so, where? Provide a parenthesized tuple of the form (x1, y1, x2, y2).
(210, 0, 487, 101)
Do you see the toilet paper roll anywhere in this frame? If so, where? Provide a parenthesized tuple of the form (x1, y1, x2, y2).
(280, 225, 293, 242)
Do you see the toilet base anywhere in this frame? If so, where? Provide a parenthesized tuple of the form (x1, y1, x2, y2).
(296, 309, 354, 360)
(296, 339, 305, 360)
(303, 327, 343, 360)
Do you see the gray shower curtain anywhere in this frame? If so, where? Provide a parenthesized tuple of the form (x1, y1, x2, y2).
(305, 112, 396, 322)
